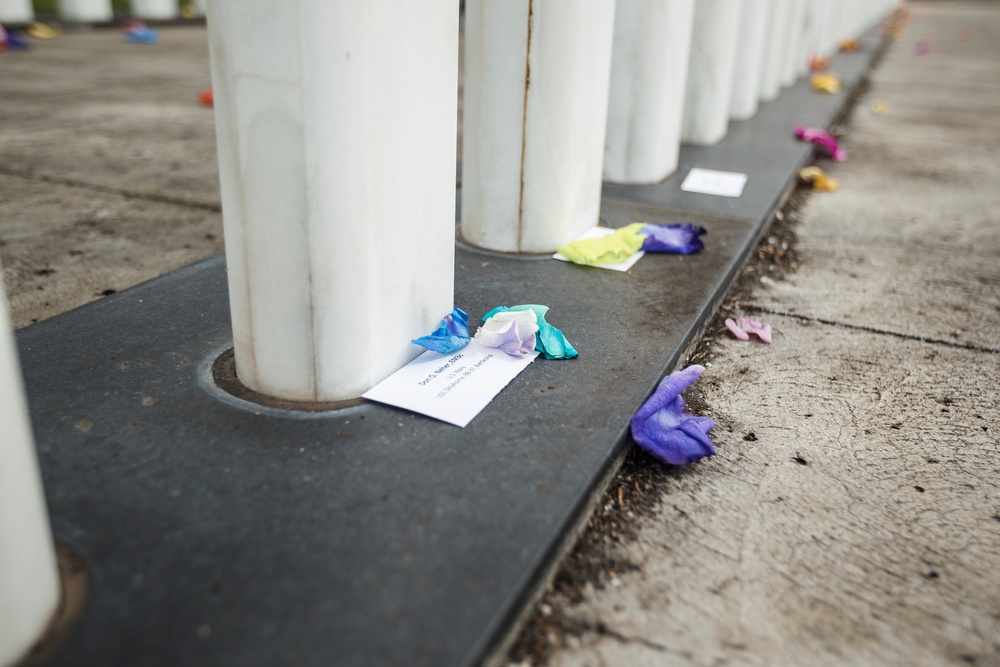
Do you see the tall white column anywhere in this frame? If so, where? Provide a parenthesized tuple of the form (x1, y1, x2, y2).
(461, 0, 617, 253)
(759, 0, 789, 102)
(131, 0, 176, 20)
(58, 0, 113, 22)
(0, 268, 60, 667)
(208, 0, 458, 402)
(604, 0, 694, 184)
(0, 0, 33, 24)
(681, 0, 745, 145)
(194, 0, 206, 17)
(730, 0, 770, 121)
(780, 0, 806, 88)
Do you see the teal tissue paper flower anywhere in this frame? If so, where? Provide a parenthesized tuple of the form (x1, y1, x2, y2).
(482, 305, 578, 360)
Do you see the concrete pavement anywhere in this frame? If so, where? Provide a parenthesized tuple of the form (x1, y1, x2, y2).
(506, 3, 1000, 666)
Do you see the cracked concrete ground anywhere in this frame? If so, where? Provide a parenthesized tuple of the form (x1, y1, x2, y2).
(506, 3, 1000, 666)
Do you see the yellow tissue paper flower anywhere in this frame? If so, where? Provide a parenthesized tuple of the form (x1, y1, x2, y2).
(556, 223, 647, 266)
(27, 23, 61, 39)
(811, 73, 841, 95)
(872, 100, 890, 115)
(799, 166, 839, 192)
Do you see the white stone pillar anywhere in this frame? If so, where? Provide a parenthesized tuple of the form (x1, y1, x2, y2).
(758, 0, 789, 102)
(0, 270, 60, 667)
(194, 0, 206, 17)
(208, 0, 458, 402)
(604, 0, 694, 184)
(131, 0, 176, 20)
(780, 0, 806, 88)
(0, 0, 33, 24)
(681, 0, 745, 145)
(730, 0, 770, 121)
(58, 0, 113, 22)
(461, 0, 617, 253)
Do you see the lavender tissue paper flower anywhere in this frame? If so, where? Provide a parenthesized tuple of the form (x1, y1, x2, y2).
(482, 305, 578, 360)
(475, 309, 539, 356)
(639, 223, 707, 254)
(411, 307, 470, 354)
(630, 365, 716, 466)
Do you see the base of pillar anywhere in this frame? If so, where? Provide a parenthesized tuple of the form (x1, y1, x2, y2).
(16, 545, 88, 667)
(18, 26, 884, 667)
(209, 348, 366, 413)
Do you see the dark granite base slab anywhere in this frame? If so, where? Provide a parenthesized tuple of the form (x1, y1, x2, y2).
(19, 203, 754, 667)
(16, 26, 885, 667)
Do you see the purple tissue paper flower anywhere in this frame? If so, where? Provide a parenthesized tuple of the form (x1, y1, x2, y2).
(411, 307, 470, 354)
(630, 365, 716, 466)
(794, 124, 847, 162)
(640, 223, 707, 254)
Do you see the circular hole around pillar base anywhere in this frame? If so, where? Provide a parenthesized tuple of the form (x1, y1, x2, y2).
(211, 348, 366, 412)
(17, 543, 89, 667)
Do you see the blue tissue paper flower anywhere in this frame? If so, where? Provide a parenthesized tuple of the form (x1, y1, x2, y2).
(411, 307, 470, 354)
(482, 304, 578, 360)
(630, 365, 716, 465)
(639, 223, 707, 254)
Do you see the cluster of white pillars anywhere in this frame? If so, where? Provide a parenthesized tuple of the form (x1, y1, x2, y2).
(0, 262, 60, 667)
(0, 1, 198, 23)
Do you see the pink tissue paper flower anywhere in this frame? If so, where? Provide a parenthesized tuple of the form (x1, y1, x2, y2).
(794, 125, 847, 162)
(725, 317, 772, 344)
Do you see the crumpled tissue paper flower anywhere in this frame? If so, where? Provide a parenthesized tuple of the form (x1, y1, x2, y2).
(798, 166, 839, 192)
(794, 125, 847, 162)
(839, 39, 860, 52)
(0, 25, 30, 50)
(810, 72, 841, 94)
(482, 305, 578, 360)
(639, 223, 707, 254)
(915, 40, 933, 56)
(556, 223, 647, 266)
(808, 55, 830, 72)
(124, 21, 159, 43)
(474, 309, 539, 356)
(630, 365, 716, 466)
(412, 307, 471, 354)
(725, 317, 772, 344)
(199, 89, 214, 107)
(871, 99, 890, 115)
(26, 22, 60, 39)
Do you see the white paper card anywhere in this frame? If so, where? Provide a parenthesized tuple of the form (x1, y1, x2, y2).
(552, 226, 646, 272)
(362, 340, 537, 427)
(680, 168, 748, 198)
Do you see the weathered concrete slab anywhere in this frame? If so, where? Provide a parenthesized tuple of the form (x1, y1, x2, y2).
(0, 174, 222, 328)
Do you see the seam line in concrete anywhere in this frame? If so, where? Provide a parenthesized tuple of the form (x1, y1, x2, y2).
(0, 167, 222, 213)
(747, 305, 1000, 354)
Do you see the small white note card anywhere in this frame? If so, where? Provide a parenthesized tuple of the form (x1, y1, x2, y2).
(680, 168, 748, 198)
(362, 340, 537, 427)
(552, 226, 646, 272)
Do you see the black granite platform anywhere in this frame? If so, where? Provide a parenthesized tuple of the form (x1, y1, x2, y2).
(17, 28, 884, 667)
